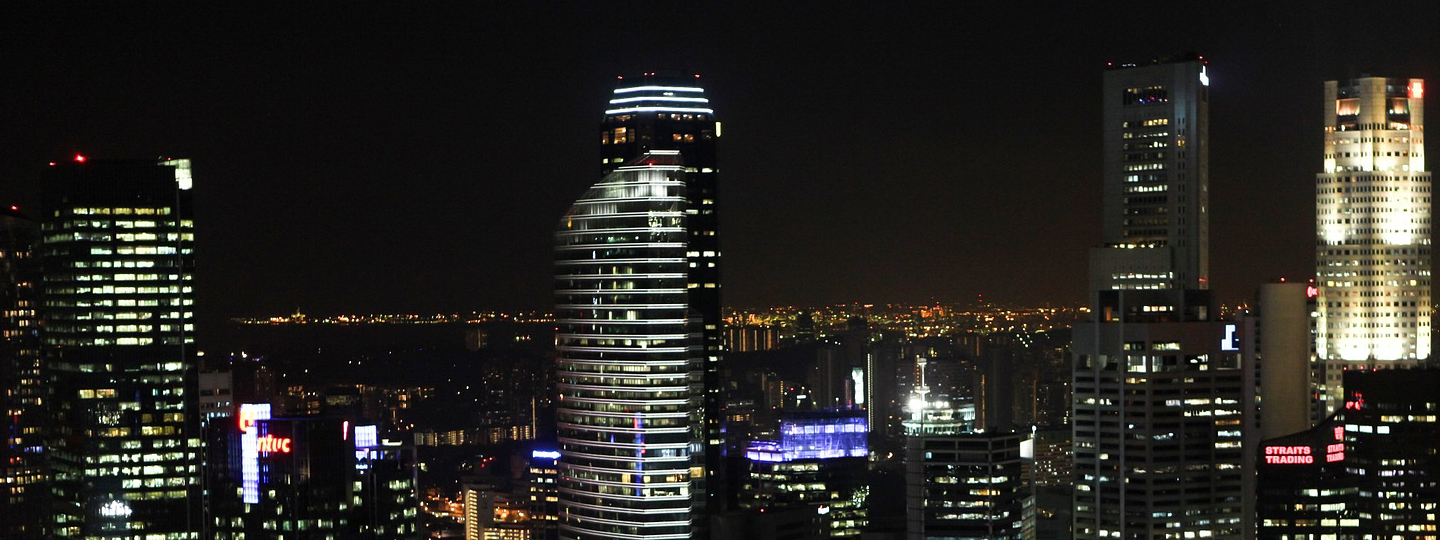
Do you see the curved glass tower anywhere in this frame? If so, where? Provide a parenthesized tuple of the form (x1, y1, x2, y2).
(555, 150, 694, 540)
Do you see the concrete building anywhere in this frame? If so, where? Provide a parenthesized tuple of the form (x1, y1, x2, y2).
(1314, 76, 1430, 416)
(1072, 55, 1248, 540)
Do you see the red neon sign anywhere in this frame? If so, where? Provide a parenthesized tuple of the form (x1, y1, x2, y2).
(1306, 286, 1319, 298)
(256, 434, 292, 454)
(1264, 445, 1314, 464)
(1344, 392, 1365, 410)
(239, 410, 258, 433)
(1334, 426, 1344, 441)
(1410, 81, 1424, 99)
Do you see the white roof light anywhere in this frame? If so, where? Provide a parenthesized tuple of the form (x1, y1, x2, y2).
(614, 85, 704, 94)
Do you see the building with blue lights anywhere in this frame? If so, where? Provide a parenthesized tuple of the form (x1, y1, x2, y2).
(739, 409, 870, 537)
(526, 449, 560, 540)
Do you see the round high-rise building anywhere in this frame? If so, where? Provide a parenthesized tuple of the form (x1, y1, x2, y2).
(554, 151, 694, 540)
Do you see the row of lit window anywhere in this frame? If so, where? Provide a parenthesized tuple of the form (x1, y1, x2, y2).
(69, 208, 174, 216)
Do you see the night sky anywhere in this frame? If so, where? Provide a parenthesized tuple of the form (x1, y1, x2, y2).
(2, 4, 1436, 336)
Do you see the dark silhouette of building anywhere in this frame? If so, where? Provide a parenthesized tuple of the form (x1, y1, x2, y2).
(0, 205, 45, 539)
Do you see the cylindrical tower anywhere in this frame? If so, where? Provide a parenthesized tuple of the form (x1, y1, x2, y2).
(555, 151, 693, 540)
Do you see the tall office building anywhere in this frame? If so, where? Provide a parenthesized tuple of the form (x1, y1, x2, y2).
(40, 158, 201, 538)
(555, 151, 694, 539)
(1314, 77, 1429, 413)
(1089, 55, 1210, 306)
(1072, 56, 1248, 540)
(1, 205, 45, 539)
(601, 71, 725, 518)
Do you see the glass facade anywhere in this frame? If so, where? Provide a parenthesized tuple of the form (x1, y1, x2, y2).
(601, 74, 725, 517)
(40, 159, 201, 538)
(555, 151, 694, 539)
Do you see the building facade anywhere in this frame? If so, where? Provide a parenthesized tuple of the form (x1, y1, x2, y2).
(0, 205, 45, 539)
(602, 72, 726, 517)
(1314, 77, 1430, 414)
(1072, 56, 1248, 540)
(740, 410, 870, 537)
(41, 158, 201, 538)
(906, 429, 1028, 540)
(210, 407, 421, 539)
(1257, 369, 1440, 540)
(555, 151, 694, 539)
(1091, 55, 1210, 301)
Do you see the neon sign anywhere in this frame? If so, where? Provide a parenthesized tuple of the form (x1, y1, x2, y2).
(1333, 426, 1344, 441)
(238, 403, 271, 434)
(1263, 445, 1313, 464)
(256, 434, 292, 454)
(1410, 81, 1423, 99)
(238, 404, 274, 504)
(1306, 286, 1319, 299)
(532, 450, 561, 460)
(1344, 392, 1364, 410)
(98, 500, 132, 518)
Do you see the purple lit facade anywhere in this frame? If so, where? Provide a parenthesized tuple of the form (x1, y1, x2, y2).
(744, 410, 868, 462)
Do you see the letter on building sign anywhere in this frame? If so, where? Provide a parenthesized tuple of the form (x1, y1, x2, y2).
(256, 434, 292, 454)
(1220, 324, 1239, 351)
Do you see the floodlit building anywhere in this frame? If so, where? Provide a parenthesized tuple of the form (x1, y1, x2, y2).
(1072, 56, 1248, 540)
(1314, 76, 1430, 414)
(555, 151, 695, 539)
(601, 71, 726, 518)
(40, 158, 202, 538)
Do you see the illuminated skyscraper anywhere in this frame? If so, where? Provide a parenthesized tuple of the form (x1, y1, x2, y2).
(1072, 56, 1248, 540)
(1, 205, 45, 539)
(555, 151, 694, 539)
(601, 72, 725, 518)
(1314, 77, 1429, 413)
(40, 158, 201, 538)
(1089, 55, 1210, 305)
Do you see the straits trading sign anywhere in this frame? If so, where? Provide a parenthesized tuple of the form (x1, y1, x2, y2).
(1262, 422, 1345, 465)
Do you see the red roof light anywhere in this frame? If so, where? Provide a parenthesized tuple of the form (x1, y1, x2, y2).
(73, 154, 87, 163)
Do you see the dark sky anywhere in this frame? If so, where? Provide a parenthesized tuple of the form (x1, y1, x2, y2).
(2, 4, 1436, 329)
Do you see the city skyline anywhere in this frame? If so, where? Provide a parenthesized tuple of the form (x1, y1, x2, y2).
(2, 4, 1437, 340)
